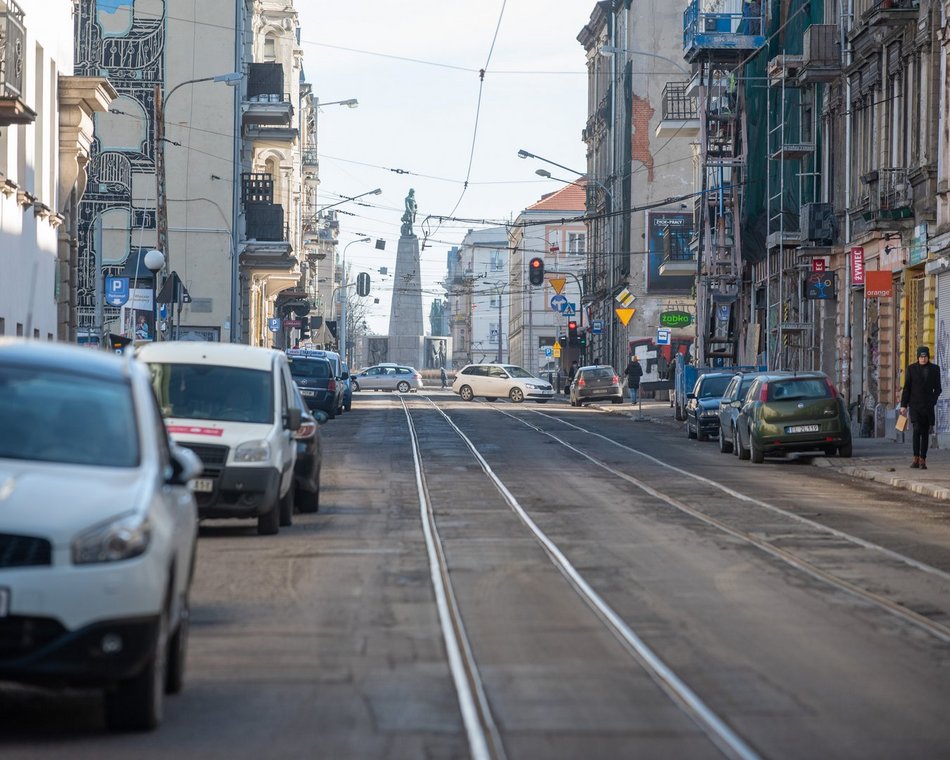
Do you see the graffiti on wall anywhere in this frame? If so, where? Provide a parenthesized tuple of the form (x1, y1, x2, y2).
(628, 338, 693, 382)
(75, 1, 165, 332)
(937, 317, 950, 435)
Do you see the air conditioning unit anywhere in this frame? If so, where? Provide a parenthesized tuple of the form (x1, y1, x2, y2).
(800, 202, 836, 245)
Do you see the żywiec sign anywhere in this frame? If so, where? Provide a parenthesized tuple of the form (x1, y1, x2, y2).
(850, 247, 865, 286)
(658, 310, 693, 328)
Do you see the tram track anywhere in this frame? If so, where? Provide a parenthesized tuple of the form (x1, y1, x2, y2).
(401, 395, 761, 760)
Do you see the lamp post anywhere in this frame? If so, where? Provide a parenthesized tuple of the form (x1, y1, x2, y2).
(144, 249, 165, 342)
(338, 236, 371, 363)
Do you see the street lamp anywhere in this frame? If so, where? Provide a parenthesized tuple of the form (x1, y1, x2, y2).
(318, 187, 382, 213)
(534, 168, 612, 212)
(144, 249, 166, 342)
(317, 98, 359, 109)
(517, 148, 585, 178)
(338, 236, 371, 363)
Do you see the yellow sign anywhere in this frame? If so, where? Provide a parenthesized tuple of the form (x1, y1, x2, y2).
(553, 346, 561, 358)
(615, 307, 636, 326)
(550, 277, 566, 294)
(553, 340, 561, 350)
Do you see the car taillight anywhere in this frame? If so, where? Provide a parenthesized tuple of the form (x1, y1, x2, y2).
(415, 373, 422, 380)
(759, 383, 769, 402)
(328, 379, 337, 391)
(611, 375, 620, 385)
(824, 378, 838, 398)
(577, 379, 586, 388)
(295, 421, 317, 440)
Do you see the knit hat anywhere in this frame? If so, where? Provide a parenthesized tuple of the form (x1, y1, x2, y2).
(917, 346, 930, 358)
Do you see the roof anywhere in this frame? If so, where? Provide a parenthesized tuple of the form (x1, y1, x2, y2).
(527, 180, 587, 212)
(137, 341, 279, 371)
(0, 338, 133, 382)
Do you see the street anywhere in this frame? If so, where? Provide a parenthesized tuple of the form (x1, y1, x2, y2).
(3, 392, 950, 759)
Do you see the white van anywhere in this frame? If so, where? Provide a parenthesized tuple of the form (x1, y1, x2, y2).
(138, 342, 302, 535)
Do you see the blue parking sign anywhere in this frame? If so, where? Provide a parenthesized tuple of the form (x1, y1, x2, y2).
(105, 277, 130, 307)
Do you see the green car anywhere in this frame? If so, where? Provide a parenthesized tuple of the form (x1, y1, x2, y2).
(735, 372, 852, 463)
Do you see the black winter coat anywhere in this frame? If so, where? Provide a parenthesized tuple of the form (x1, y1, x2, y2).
(624, 361, 643, 388)
(900, 361, 942, 427)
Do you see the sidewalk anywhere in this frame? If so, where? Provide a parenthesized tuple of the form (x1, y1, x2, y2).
(573, 395, 950, 502)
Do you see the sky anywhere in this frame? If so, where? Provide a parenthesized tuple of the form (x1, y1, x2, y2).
(296, 2, 594, 334)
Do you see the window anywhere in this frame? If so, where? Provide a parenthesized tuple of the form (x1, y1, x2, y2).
(567, 232, 586, 254)
(489, 324, 499, 344)
(490, 251, 505, 271)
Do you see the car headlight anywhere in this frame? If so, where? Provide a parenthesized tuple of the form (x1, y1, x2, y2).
(73, 511, 151, 565)
(234, 440, 271, 463)
(701, 409, 719, 417)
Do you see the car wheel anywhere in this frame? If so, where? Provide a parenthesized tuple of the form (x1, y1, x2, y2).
(570, 396, 577, 407)
(687, 417, 697, 439)
(297, 466, 321, 513)
(345, 401, 352, 411)
(278, 486, 294, 527)
(674, 403, 685, 421)
(397, 381, 411, 393)
(719, 425, 733, 453)
(736, 427, 751, 460)
(326, 406, 335, 420)
(106, 591, 169, 731)
(509, 387, 525, 403)
(257, 498, 280, 535)
(351, 380, 360, 392)
(165, 592, 189, 695)
(750, 436, 765, 464)
(697, 425, 708, 442)
(459, 385, 474, 401)
(838, 441, 853, 458)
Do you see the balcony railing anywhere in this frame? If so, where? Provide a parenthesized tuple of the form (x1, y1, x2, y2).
(800, 24, 840, 83)
(245, 202, 286, 242)
(241, 172, 273, 204)
(0, 0, 35, 126)
(302, 148, 319, 167)
(877, 168, 912, 213)
(683, 0, 765, 63)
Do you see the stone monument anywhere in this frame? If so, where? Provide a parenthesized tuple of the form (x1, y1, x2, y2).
(387, 189, 425, 367)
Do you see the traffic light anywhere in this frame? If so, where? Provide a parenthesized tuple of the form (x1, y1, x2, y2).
(356, 271, 371, 297)
(299, 316, 310, 340)
(529, 257, 544, 286)
(578, 327, 587, 348)
(568, 319, 578, 346)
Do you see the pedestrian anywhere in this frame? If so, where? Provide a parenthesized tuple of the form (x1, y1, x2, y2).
(624, 355, 643, 404)
(440, 365, 448, 389)
(899, 345, 942, 470)
(566, 360, 578, 394)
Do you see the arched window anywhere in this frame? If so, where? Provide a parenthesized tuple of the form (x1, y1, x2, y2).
(94, 95, 148, 153)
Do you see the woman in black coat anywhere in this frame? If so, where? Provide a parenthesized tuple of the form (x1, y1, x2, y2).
(899, 345, 943, 469)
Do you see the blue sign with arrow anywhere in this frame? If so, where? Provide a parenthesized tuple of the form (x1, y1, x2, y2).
(105, 276, 130, 307)
(550, 294, 568, 312)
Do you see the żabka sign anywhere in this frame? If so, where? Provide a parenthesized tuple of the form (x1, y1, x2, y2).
(658, 310, 693, 328)
(850, 247, 865, 286)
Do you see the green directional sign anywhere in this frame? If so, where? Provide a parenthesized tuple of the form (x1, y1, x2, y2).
(659, 310, 693, 328)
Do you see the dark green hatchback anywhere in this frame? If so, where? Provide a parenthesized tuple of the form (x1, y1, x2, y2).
(735, 372, 852, 463)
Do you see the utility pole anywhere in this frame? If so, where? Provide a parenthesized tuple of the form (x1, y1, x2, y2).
(496, 283, 503, 363)
(154, 84, 168, 274)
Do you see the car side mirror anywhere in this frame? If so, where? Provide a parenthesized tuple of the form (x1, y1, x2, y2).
(732, 400, 742, 408)
(285, 407, 302, 431)
(686, 393, 695, 400)
(312, 410, 329, 425)
(167, 440, 202, 486)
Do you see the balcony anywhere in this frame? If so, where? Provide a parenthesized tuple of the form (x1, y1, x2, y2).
(798, 24, 841, 84)
(242, 63, 292, 128)
(683, 0, 766, 64)
(866, 167, 913, 220)
(241, 201, 293, 267)
(302, 148, 319, 168)
(656, 81, 699, 138)
(0, 0, 34, 126)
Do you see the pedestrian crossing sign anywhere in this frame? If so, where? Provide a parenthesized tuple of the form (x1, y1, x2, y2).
(562, 303, 576, 316)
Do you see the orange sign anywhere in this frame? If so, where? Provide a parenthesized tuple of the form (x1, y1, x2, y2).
(615, 307, 636, 326)
(865, 270, 893, 298)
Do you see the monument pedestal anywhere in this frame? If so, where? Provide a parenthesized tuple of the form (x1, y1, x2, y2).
(387, 234, 425, 368)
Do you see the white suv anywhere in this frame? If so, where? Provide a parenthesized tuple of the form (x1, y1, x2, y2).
(452, 363, 555, 403)
(0, 340, 201, 731)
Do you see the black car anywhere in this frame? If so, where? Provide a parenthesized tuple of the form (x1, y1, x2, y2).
(291, 383, 326, 514)
(685, 372, 735, 441)
(716, 372, 761, 453)
(287, 353, 343, 418)
(570, 365, 624, 406)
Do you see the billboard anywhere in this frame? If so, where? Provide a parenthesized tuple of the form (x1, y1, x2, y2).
(645, 211, 694, 294)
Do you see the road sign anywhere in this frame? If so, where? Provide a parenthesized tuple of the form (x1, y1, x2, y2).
(156, 271, 192, 305)
(656, 327, 672, 345)
(615, 307, 636, 326)
(105, 277, 130, 307)
(550, 294, 568, 312)
(550, 277, 566, 295)
(562, 302, 576, 317)
(283, 318, 301, 328)
(591, 319, 604, 334)
(553, 340, 561, 351)
(543, 346, 553, 358)
(268, 318, 282, 332)
(553, 346, 561, 358)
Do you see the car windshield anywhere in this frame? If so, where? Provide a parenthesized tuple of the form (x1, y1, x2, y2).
(768, 378, 831, 401)
(0, 365, 140, 467)
(504, 366, 535, 379)
(288, 358, 331, 378)
(149, 363, 274, 424)
(699, 375, 732, 398)
(584, 367, 615, 379)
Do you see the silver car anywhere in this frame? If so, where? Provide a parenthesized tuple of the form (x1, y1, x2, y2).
(351, 363, 423, 393)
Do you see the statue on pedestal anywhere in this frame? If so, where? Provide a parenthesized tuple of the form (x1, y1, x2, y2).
(400, 188, 417, 236)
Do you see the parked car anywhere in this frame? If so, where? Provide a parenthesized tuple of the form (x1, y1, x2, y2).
(351, 363, 423, 393)
(290, 382, 327, 513)
(716, 372, 762, 453)
(685, 372, 736, 441)
(341, 360, 353, 411)
(452, 363, 555, 403)
(735, 371, 852, 463)
(287, 352, 342, 419)
(139, 342, 302, 535)
(570, 365, 623, 406)
(0, 339, 202, 731)
(287, 349, 348, 416)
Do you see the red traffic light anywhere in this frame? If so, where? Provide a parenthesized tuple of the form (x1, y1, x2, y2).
(529, 257, 544, 286)
(568, 320, 577, 331)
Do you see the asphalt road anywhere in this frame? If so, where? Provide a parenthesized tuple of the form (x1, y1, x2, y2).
(3, 390, 950, 759)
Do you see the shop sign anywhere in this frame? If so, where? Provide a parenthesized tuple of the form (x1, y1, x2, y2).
(658, 310, 693, 328)
(805, 271, 837, 300)
(909, 224, 928, 266)
(811, 258, 826, 272)
(865, 270, 893, 298)
(850, 247, 865, 286)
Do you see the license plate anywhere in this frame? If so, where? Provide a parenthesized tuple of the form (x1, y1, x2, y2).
(786, 424, 819, 434)
(190, 478, 214, 493)
(0, 588, 9, 618)
(300, 390, 315, 397)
